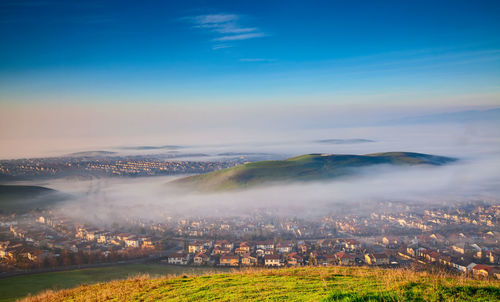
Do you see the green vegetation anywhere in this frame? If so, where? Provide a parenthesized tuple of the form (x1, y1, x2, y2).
(0, 264, 230, 302)
(0, 185, 66, 214)
(21, 266, 499, 302)
(173, 152, 456, 191)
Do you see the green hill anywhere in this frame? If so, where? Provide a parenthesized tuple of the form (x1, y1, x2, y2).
(172, 152, 456, 191)
(21, 266, 499, 302)
(0, 184, 66, 214)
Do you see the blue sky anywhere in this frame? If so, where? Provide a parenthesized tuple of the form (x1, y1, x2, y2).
(0, 0, 499, 106)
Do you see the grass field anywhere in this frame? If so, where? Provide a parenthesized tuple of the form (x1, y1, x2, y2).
(19, 266, 500, 302)
(0, 264, 231, 302)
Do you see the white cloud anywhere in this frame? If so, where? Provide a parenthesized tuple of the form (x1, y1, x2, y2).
(214, 32, 266, 42)
(212, 44, 233, 50)
(192, 14, 238, 24)
(185, 13, 267, 46)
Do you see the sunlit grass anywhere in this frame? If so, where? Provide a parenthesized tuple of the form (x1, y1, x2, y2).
(20, 266, 500, 302)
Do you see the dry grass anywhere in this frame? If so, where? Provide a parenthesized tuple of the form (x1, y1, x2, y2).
(20, 266, 500, 302)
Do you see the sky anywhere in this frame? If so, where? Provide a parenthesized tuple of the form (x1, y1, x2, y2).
(1, 0, 500, 158)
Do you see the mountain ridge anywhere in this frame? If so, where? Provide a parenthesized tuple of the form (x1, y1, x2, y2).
(171, 152, 456, 191)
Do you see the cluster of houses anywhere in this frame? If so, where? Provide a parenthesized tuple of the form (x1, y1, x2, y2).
(1, 202, 498, 278)
(1, 214, 164, 269)
(160, 234, 500, 279)
(165, 238, 394, 269)
(401, 241, 500, 278)
(0, 241, 45, 262)
(75, 227, 159, 249)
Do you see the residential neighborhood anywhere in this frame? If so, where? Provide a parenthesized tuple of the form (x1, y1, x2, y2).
(1, 201, 498, 279)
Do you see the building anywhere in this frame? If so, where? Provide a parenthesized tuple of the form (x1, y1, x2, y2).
(193, 253, 210, 265)
(219, 254, 239, 266)
(276, 242, 293, 254)
(365, 253, 389, 265)
(287, 253, 303, 266)
(256, 241, 274, 250)
(336, 252, 355, 266)
(264, 255, 282, 267)
(241, 255, 257, 266)
(167, 253, 188, 265)
(472, 264, 494, 277)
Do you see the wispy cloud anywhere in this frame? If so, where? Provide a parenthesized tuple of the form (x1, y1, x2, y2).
(184, 13, 267, 48)
(191, 14, 238, 24)
(214, 32, 266, 42)
(212, 44, 233, 50)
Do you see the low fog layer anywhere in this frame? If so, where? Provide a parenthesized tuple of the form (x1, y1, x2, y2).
(10, 120, 499, 224)
(22, 154, 498, 225)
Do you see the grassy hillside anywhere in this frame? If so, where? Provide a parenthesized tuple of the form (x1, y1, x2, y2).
(0, 185, 66, 214)
(21, 266, 499, 302)
(173, 152, 456, 191)
(0, 264, 230, 302)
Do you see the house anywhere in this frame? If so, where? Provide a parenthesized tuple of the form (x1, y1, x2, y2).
(439, 255, 452, 267)
(416, 247, 429, 258)
(429, 233, 447, 244)
(297, 242, 308, 253)
(214, 240, 233, 250)
(425, 251, 441, 263)
(255, 248, 265, 257)
(344, 239, 361, 250)
(238, 242, 251, 253)
(264, 248, 275, 255)
(219, 254, 239, 267)
(0, 241, 9, 259)
(382, 236, 400, 248)
(467, 262, 477, 272)
(256, 241, 274, 250)
(188, 242, 204, 254)
(140, 237, 156, 249)
(450, 258, 468, 273)
(472, 264, 494, 277)
(193, 253, 210, 265)
(167, 252, 188, 265)
(276, 242, 293, 254)
(188, 241, 211, 254)
(406, 246, 417, 257)
(124, 236, 140, 248)
(97, 233, 112, 244)
(16, 247, 44, 262)
(264, 255, 282, 267)
(322, 254, 337, 266)
(241, 255, 257, 266)
(365, 253, 389, 265)
(335, 252, 355, 266)
(287, 253, 303, 266)
(451, 243, 474, 254)
(212, 246, 231, 255)
(485, 250, 499, 264)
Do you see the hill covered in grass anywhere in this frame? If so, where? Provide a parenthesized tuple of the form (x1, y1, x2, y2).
(0, 184, 66, 214)
(173, 152, 456, 191)
(22, 266, 499, 302)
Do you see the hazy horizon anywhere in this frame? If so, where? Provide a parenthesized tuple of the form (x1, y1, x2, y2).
(1, 1, 499, 159)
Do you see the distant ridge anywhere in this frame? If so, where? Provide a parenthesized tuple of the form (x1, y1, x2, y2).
(0, 185, 66, 213)
(65, 151, 117, 157)
(172, 152, 456, 191)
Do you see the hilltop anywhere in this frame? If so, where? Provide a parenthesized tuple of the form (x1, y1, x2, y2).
(21, 266, 499, 302)
(0, 184, 65, 214)
(172, 152, 456, 191)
